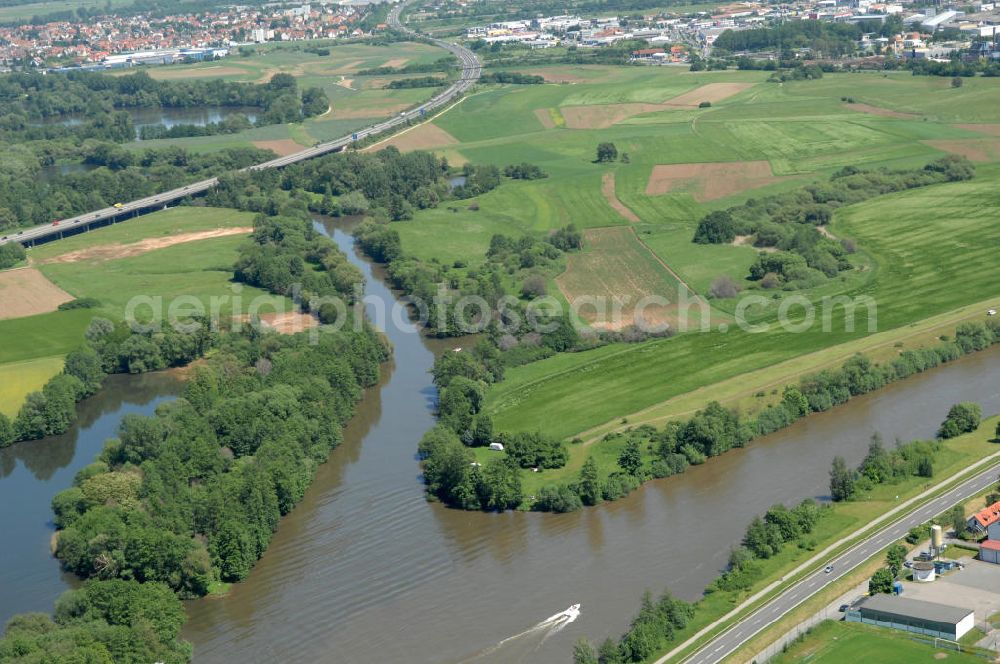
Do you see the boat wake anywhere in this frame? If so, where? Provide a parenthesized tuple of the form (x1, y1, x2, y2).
(457, 604, 581, 662)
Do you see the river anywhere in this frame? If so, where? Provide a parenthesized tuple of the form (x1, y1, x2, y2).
(2, 220, 1000, 662)
(0, 372, 182, 624)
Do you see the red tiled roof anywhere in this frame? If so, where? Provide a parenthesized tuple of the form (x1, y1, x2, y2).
(972, 501, 1000, 529)
(980, 539, 1000, 551)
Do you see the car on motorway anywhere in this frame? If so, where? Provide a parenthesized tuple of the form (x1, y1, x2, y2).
(113, 203, 124, 209)
(823, 565, 834, 574)
(52, 220, 60, 226)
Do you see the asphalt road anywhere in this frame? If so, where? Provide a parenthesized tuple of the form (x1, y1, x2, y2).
(677, 461, 1000, 664)
(0, 0, 480, 248)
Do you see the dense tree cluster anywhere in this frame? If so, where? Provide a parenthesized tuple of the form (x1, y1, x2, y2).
(479, 72, 545, 85)
(829, 434, 943, 502)
(692, 157, 975, 289)
(573, 590, 694, 664)
(0, 145, 272, 232)
(419, 345, 570, 510)
(0, 580, 191, 663)
(0, 69, 328, 132)
(452, 162, 502, 198)
(706, 499, 823, 595)
(385, 75, 447, 89)
(211, 146, 449, 222)
(234, 213, 363, 316)
(502, 162, 548, 180)
(938, 402, 982, 439)
(418, 425, 523, 511)
(0, 241, 26, 268)
(51, 322, 387, 591)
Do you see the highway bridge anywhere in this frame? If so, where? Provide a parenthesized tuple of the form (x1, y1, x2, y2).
(0, 0, 480, 248)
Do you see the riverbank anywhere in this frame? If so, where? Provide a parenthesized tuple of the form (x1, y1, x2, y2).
(178, 221, 1000, 663)
(587, 414, 1000, 664)
(510, 307, 1000, 501)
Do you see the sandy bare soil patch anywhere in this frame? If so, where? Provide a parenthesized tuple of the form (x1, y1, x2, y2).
(381, 58, 410, 68)
(336, 77, 355, 89)
(332, 103, 413, 119)
(602, 172, 640, 222)
(844, 103, 917, 119)
(956, 124, 1000, 136)
(815, 225, 837, 240)
(253, 139, 305, 156)
(236, 311, 319, 334)
(534, 108, 556, 129)
(923, 139, 1000, 162)
(732, 235, 777, 253)
(645, 161, 788, 202)
(148, 66, 248, 81)
(0, 268, 75, 320)
(663, 82, 754, 108)
(561, 103, 664, 129)
(376, 122, 460, 151)
(46, 228, 253, 264)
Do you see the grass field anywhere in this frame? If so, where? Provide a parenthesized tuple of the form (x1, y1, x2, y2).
(555, 226, 704, 330)
(0, 356, 65, 417)
(0, 0, 132, 21)
(374, 66, 1000, 444)
(770, 620, 982, 664)
(484, 167, 1000, 441)
(0, 207, 274, 409)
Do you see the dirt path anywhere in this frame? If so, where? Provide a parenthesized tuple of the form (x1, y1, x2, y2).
(601, 172, 640, 222)
(45, 227, 253, 264)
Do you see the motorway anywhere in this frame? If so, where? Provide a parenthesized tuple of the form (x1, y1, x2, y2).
(673, 460, 1000, 664)
(0, 0, 480, 248)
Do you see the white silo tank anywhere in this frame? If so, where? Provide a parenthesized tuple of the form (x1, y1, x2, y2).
(932, 524, 944, 550)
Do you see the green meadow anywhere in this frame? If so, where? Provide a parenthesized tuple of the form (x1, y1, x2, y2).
(128, 42, 445, 153)
(375, 65, 1000, 442)
(770, 620, 982, 664)
(0, 207, 276, 412)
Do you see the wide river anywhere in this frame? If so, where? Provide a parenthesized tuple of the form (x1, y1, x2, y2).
(2, 218, 999, 663)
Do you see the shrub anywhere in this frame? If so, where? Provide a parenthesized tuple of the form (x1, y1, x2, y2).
(708, 275, 742, 299)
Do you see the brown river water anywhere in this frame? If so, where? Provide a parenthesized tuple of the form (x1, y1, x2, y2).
(2, 218, 999, 663)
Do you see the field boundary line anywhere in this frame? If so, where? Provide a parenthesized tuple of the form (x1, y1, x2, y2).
(629, 226, 706, 308)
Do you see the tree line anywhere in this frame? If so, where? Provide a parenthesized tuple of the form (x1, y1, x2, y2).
(692, 157, 975, 290)
(445, 318, 1000, 515)
(0, 69, 328, 129)
(51, 318, 386, 592)
(0, 145, 273, 232)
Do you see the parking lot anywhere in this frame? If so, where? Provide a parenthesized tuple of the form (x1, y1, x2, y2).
(901, 556, 1000, 647)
